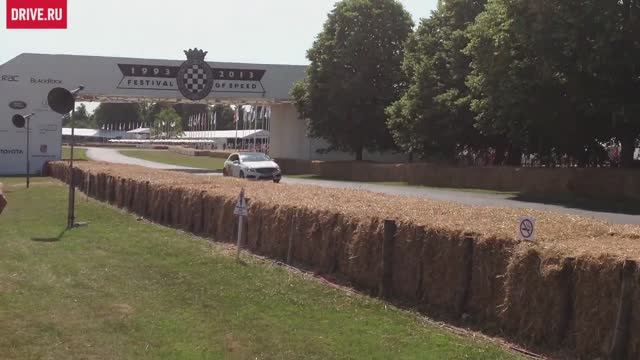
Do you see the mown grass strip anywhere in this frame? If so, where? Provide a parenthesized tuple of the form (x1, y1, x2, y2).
(0, 178, 520, 359)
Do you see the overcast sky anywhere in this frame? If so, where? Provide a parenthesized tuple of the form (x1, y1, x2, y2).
(1, 0, 437, 66)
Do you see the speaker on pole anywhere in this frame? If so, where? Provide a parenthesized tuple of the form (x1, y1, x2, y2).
(12, 114, 26, 128)
(47, 86, 84, 115)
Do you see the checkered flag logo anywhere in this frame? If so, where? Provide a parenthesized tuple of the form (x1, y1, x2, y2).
(177, 48, 214, 101)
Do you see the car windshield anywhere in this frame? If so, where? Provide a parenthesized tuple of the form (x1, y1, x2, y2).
(240, 153, 271, 162)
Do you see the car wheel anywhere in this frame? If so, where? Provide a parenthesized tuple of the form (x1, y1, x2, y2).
(273, 178, 280, 183)
(222, 168, 228, 177)
(239, 171, 245, 179)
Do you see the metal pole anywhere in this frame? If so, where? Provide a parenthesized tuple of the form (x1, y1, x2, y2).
(236, 215, 243, 262)
(26, 116, 30, 188)
(67, 109, 76, 229)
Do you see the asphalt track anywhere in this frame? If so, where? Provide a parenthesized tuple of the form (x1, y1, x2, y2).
(85, 147, 640, 225)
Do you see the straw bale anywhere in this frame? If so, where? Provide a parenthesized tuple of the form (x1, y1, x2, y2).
(254, 204, 290, 260)
(573, 256, 623, 358)
(500, 247, 573, 348)
(467, 237, 515, 325)
(390, 223, 425, 303)
(626, 270, 640, 359)
(419, 229, 473, 318)
(114, 177, 125, 208)
(132, 180, 149, 216)
(341, 219, 383, 294)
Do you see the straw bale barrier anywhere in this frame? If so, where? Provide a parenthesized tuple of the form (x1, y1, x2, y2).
(46, 161, 640, 358)
(279, 160, 640, 200)
(273, 158, 313, 175)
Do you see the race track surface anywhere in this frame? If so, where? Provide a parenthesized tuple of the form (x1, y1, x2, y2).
(85, 147, 640, 225)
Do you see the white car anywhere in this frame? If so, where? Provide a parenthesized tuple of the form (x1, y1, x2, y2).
(223, 152, 282, 183)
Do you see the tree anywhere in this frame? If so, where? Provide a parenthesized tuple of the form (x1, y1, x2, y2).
(466, 0, 640, 166)
(173, 103, 208, 126)
(64, 103, 96, 128)
(292, 0, 414, 160)
(211, 104, 237, 130)
(386, 0, 487, 162)
(151, 108, 183, 139)
(93, 103, 141, 131)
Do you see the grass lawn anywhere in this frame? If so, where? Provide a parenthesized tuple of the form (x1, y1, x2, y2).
(0, 178, 521, 359)
(120, 149, 225, 170)
(61, 146, 88, 161)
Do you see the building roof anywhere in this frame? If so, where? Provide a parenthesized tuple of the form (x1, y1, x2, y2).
(62, 128, 127, 138)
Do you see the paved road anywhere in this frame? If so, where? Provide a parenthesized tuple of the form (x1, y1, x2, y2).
(86, 148, 203, 171)
(86, 147, 640, 225)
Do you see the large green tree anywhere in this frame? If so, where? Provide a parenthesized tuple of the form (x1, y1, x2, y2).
(292, 0, 413, 160)
(466, 0, 640, 166)
(211, 104, 237, 130)
(64, 103, 96, 128)
(151, 108, 183, 139)
(386, 0, 486, 162)
(93, 103, 141, 131)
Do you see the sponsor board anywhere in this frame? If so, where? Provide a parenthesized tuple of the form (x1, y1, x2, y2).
(30, 77, 62, 85)
(9, 101, 27, 110)
(1, 75, 19, 82)
(116, 49, 266, 96)
(0, 149, 24, 155)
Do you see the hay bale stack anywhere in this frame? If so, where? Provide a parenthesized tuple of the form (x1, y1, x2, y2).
(44, 161, 640, 358)
(499, 248, 574, 347)
(466, 237, 515, 326)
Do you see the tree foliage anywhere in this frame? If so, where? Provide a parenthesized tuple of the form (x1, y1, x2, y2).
(151, 108, 183, 139)
(93, 103, 141, 131)
(465, 0, 640, 166)
(384, 0, 639, 167)
(64, 103, 96, 128)
(292, 0, 413, 160)
(386, 0, 486, 161)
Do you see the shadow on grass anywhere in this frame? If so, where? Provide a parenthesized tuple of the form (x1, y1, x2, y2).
(31, 228, 68, 243)
(509, 193, 640, 215)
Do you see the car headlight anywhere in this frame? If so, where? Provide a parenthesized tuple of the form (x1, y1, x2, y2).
(246, 168, 257, 173)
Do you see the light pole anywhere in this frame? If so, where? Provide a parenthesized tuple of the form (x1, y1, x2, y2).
(11, 113, 35, 188)
(47, 85, 85, 229)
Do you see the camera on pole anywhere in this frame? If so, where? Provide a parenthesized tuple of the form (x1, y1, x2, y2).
(47, 85, 85, 229)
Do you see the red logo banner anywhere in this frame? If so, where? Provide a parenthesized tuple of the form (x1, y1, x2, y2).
(6, 0, 67, 29)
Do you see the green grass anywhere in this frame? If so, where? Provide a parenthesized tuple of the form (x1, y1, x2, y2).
(120, 149, 225, 170)
(61, 146, 88, 161)
(0, 178, 521, 360)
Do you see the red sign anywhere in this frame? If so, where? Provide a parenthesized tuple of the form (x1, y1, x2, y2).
(6, 0, 67, 29)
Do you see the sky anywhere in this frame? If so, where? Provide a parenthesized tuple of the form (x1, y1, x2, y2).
(0, 0, 437, 66)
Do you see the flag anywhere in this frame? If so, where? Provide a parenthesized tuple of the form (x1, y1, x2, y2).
(213, 111, 217, 127)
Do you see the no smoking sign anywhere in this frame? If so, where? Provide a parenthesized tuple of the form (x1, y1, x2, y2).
(517, 216, 536, 241)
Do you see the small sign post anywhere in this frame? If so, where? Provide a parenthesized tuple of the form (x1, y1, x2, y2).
(234, 188, 248, 262)
(517, 216, 536, 241)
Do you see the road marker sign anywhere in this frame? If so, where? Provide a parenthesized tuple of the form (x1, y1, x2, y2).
(234, 188, 248, 217)
(518, 216, 536, 241)
(235, 188, 247, 262)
